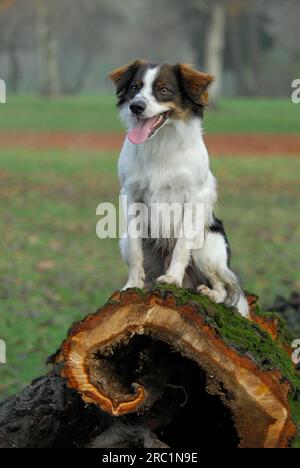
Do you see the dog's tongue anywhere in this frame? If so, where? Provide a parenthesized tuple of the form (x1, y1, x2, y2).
(127, 117, 157, 145)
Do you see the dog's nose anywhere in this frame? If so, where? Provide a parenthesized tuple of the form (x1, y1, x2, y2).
(130, 100, 146, 115)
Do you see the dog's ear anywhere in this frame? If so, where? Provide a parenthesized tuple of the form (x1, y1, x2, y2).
(109, 59, 145, 96)
(175, 64, 214, 106)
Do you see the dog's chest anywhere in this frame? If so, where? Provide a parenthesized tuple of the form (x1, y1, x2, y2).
(131, 160, 194, 206)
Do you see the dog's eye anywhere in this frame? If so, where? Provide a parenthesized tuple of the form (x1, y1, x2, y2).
(130, 83, 138, 91)
(160, 87, 171, 96)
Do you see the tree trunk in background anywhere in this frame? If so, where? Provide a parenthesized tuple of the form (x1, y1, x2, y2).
(35, 0, 61, 97)
(0, 0, 14, 11)
(204, 0, 226, 106)
(246, 6, 263, 96)
(228, 11, 251, 96)
(70, 50, 94, 94)
(8, 44, 20, 92)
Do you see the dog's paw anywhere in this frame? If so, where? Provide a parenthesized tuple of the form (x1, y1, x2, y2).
(156, 275, 181, 287)
(122, 279, 145, 291)
(197, 284, 218, 302)
(197, 284, 227, 304)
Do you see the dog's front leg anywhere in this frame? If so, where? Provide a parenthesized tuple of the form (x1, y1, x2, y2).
(121, 235, 145, 290)
(120, 191, 146, 290)
(157, 237, 190, 287)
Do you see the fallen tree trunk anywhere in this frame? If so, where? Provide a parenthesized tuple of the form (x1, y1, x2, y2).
(0, 287, 299, 448)
(0, 364, 111, 448)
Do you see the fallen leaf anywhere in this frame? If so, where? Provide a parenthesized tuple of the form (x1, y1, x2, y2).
(36, 260, 56, 271)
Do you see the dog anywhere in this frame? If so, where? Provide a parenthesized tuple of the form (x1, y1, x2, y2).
(109, 59, 249, 317)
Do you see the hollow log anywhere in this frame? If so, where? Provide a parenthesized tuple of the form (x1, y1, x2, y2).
(1, 287, 299, 448)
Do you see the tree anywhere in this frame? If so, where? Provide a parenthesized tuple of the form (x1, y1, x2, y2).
(0, 0, 14, 11)
(0, 0, 34, 92)
(204, 0, 226, 106)
(34, 0, 61, 96)
(57, 0, 125, 93)
(227, 0, 267, 96)
(183, 0, 226, 106)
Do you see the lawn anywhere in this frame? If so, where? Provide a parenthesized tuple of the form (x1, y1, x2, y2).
(0, 95, 299, 133)
(0, 148, 300, 400)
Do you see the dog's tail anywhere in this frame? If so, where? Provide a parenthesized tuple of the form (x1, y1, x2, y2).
(222, 268, 249, 317)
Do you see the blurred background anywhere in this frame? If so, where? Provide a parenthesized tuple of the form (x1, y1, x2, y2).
(0, 0, 299, 399)
(0, 0, 300, 98)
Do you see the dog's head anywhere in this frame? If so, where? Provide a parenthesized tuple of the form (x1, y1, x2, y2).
(109, 60, 214, 145)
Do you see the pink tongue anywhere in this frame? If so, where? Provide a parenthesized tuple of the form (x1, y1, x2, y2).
(127, 117, 158, 145)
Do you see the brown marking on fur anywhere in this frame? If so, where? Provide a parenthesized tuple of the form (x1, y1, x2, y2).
(110, 60, 161, 105)
(154, 64, 192, 120)
(177, 64, 214, 106)
(109, 59, 145, 85)
(109, 59, 148, 104)
(164, 102, 191, 121)
(154, 63, 214, 118)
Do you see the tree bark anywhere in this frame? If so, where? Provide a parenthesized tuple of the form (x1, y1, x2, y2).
(0, 287, 299, 448)
(35, 0, 61, 97)
(228, 10, 252, 96)
(68, 49, 94, 94)
(0, 364, 110, 448)
(204, 0, 226, 106)
(246, 6, 263, 96)
(0, 0, 14, 12)
(7, 43, 20, 92)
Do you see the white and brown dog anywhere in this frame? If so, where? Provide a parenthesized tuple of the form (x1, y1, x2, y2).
(110, 60, 249, 317)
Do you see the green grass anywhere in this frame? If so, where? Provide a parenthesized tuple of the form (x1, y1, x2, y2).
(0, 95, 122, 133)
(0, 148, 300, 400)
(0, 95, 299, 133)
(206, 98, 300, 134)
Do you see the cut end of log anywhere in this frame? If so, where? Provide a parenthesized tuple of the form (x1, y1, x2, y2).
(58, 287, 300, 448)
